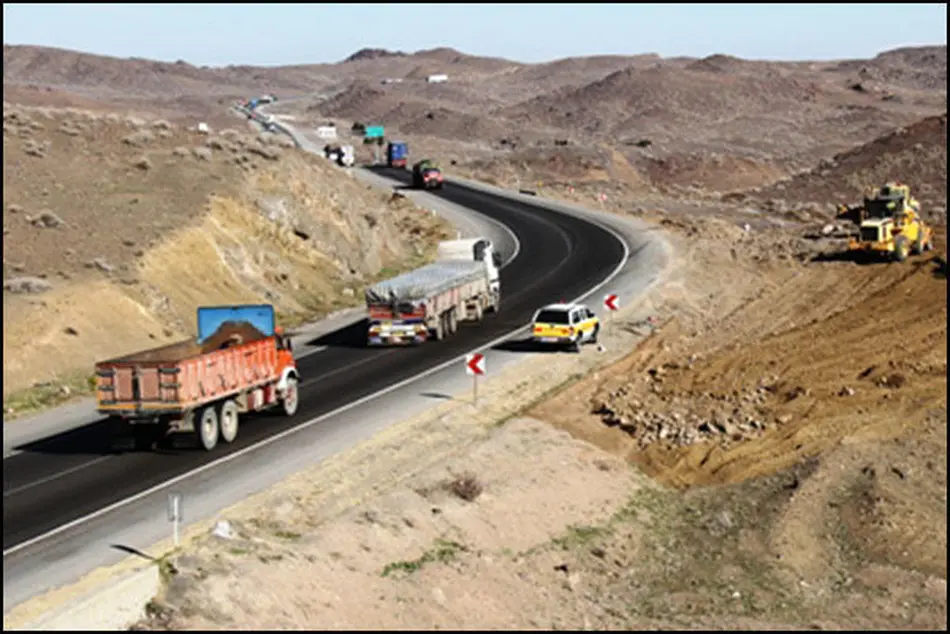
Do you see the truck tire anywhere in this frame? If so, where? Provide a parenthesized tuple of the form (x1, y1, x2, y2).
(913, 229, 925, 255)
(218, 399, 240, 444)
(281, 376, 300, 417)
(894, 235, 910, 262)
(197, 405, 220, 452)
(434, 315, 446, 341)
(474, 302, 484, 322)
(448, 309, 458, 334)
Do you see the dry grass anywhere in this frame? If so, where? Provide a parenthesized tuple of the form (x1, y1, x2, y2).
(2, 102, 451, 410)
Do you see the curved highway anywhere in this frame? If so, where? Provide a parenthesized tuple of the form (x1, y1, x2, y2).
(2, 170, 627, 552)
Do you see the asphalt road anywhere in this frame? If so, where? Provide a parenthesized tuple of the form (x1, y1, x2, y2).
(2, 170, 626, 552)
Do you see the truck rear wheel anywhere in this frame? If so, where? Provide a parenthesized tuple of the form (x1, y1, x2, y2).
(218, 400, 240, 444)
(474, 302, 484, 322)
(434, 316, 446, 341)
(197, 405, 220, 452)
(448, 309, 458, 334)
(281, 376, 299, 417)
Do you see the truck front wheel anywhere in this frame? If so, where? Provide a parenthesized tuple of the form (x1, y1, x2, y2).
(197, 405, 220, 452)
(281, 376, 299, 417)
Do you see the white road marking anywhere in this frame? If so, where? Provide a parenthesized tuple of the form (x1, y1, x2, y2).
(3, 456, 113, 498)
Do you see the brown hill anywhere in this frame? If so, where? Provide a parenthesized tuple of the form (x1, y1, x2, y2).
(500, 64, 829, 135)
(748, 113, 948, 211)
(825, 45, 947, 92)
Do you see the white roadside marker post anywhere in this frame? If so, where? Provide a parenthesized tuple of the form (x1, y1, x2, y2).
(465, 353, 486, 407)
(167, 492, 183, 548)
(602, 294, 619, 352)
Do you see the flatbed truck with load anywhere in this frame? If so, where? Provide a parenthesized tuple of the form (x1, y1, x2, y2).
(95, 304, 300, 452)
(365, 238, 502, 345)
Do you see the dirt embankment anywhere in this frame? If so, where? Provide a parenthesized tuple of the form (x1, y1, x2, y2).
(2, 103, 450, 413)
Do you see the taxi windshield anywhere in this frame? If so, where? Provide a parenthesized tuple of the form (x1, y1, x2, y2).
(535, 309, 570, 324)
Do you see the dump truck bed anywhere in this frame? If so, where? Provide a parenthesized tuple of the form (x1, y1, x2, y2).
(364, 260, 488, 304)
(96, 323, 280, 415)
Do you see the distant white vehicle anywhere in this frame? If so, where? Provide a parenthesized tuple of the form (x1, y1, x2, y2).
(316, 125, 338, 140)
(259, 94, 277, 104)
(426, 74, 448, 84)
(338, 145, 355, 167)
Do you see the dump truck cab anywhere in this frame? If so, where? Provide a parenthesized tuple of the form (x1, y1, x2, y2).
(847, 182, 933, 261)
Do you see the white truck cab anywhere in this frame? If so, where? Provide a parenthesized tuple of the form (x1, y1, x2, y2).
(436, 238, 502, 310)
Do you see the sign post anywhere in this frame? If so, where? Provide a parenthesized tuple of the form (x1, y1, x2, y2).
(465, 353, 486, 406)
(167, 492, 183, 547)
(603, 293, 619, 333)
(364, 125, 384, 165)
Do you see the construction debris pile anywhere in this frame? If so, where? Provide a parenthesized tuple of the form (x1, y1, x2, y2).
(590, 366, 794, 449)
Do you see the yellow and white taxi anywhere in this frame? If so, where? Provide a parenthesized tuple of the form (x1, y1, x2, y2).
(530, 302, 600, 351)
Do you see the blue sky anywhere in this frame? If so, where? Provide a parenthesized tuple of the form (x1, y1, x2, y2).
(3, 3, 946, 67)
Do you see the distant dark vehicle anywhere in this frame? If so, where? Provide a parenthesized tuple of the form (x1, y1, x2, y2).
(412, 159, 444, 190)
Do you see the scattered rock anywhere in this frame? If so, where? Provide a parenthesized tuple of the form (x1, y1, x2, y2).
(87, 257, 115, 273)
(133, 156, 152, 171)
(172, 146, 189, 157)
(838, 386, 855, 397)
(122, 130, 155, 147)
(212, 521, 233, 540)
(6, 204, 23, 214)
(3, 276, 53, 294)
(193, 147, 213, 161)
(63, 326, 80, 336)
(23, 138, 49, 158)
(30, 210, 66, 228)
(247, 145, 281, 161)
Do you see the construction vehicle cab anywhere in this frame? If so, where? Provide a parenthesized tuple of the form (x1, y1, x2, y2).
(845, 182, 933, 262)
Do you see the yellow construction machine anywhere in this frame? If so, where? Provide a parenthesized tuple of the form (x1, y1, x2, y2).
(836, 181, 934, 262)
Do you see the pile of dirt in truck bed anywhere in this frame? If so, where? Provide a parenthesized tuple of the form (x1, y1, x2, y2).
(2, 103, 451, 410)
(201, 321, 269, 353)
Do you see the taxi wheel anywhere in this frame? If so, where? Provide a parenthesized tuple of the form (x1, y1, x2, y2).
(591, 325, 600, 344)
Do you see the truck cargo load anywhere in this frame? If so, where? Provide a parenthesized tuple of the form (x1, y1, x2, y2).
(95, 304, 300, 453)
(364, 238, 502, 345)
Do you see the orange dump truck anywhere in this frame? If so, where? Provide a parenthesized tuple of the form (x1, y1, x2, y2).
(95, 304, 300, 452)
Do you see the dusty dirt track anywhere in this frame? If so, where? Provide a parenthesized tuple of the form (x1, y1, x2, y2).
(2, 42, 947, 630)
